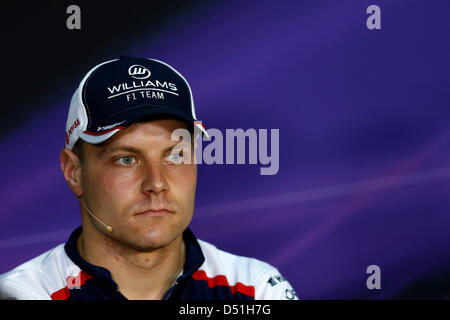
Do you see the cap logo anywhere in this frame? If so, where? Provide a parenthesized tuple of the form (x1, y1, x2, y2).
(97, 120, 126, 131)
(66, 118, 80, 145)
(128, 65, 151, 79)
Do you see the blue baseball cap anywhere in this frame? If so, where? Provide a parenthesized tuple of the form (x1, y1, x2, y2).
(65, 55, 208, 150)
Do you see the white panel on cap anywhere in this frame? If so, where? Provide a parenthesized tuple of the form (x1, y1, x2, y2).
(79, 129, 123, 145)
(65, 87, 88, 150)
(65, 59, 118, 150)
(194, 122, 210, 139)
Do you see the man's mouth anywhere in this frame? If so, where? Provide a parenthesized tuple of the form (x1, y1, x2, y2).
(135, 208, 173, 217)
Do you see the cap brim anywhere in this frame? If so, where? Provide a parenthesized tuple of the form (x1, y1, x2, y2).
(79, 105, 209, 145)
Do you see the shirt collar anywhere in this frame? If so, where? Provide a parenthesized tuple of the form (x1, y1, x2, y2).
(180, 227, 205, 279)
(64, 226, 205, 285)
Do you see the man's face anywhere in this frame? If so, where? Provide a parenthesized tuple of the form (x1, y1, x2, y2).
(79, 118, 196, 251)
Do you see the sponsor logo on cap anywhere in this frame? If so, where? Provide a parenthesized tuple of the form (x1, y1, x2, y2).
(66, 118, 80, 145)
(97, 120, 126, 132)
(128, 65, 151, 79)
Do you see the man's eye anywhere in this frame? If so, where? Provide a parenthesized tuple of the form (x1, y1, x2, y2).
(116, 156, 136, 166)
(166, 153, 183, 164)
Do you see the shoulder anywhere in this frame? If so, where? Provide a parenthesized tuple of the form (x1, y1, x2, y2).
(196, 239, 299, 300)
(0, 244, 75, 300)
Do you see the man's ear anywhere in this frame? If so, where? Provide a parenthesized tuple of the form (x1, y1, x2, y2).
(59, 148, 83, 197)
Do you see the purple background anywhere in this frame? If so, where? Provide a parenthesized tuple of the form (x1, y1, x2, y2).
(1, 0, 450, 299)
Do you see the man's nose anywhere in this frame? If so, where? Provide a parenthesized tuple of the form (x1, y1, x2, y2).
(140, 160, 169, 195)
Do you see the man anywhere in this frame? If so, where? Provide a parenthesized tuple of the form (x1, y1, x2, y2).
(0, 56, 298, 300)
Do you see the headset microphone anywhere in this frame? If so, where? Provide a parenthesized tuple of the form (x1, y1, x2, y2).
(78, 198, 113, 233)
